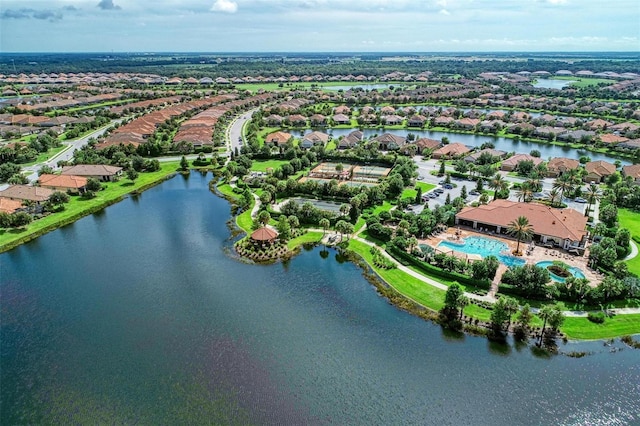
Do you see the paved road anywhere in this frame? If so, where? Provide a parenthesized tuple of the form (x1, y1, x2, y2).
(227, 109, 257, 155)
(413, 157, 595, 216)
(23, 120, 122, 183)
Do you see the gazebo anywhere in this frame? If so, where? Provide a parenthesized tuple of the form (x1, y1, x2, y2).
(250, 227, 279, 245)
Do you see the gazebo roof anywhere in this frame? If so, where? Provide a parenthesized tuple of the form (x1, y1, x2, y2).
(250, 227, 278, 241)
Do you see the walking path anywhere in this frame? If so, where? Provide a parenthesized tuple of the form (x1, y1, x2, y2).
(624, 240, 638, 261)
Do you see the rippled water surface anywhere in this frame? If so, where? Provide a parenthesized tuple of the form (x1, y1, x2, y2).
(2, 172, 639, 424)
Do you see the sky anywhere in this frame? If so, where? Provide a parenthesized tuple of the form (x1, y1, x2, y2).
(1, 0, 639, 52)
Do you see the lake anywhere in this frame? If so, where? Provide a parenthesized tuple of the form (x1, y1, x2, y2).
(1, 172, 639, 424)
(532, 79, 576, 89)
(304, 128, 632, 165)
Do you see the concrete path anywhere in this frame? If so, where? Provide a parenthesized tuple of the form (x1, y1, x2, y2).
(624, 240, 638, 261)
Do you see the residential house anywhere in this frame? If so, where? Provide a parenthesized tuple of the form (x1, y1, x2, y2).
(370, 133, 406, 150)
(332, 114, 351, 125)
(382, 114, 403, 125)
(547, 157, 580, 178)
(265, 114, 283, 125)
(264, 131, 293, 146)
(557, 130, 595, 143)
(597, 134, 629, 145)
(414, 138, 441, 154)
(464, 148, 506, 164)
(622, 164, 640, 184)
(380, 106, 396, 115)
(286, 114, 307, 126)
(500, 153, 544, 171)
(584, 161, 617, 183)
(60, 164, 123, 182)
(309, 114, 326, 126)
(455, 199, 588, 250)
(0, 185, 54, 205)
(301, 131, 330, 149)
(407, 115, 427, 127)
(585, 119, 613, 131)
(433, 116, 454, 127)
(334, 105, 351, 115)
(0, 197, 24, 214)
(431, 142, 470, 159)
(337, 130, 363, 149)
(454, 117, 480, 130)
(38, 174, 88, 194)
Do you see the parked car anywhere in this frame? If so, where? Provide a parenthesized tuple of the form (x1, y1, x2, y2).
(469, 190, 480, 195)
(443, 184, 454, 189)
(574, 197, 587, 203)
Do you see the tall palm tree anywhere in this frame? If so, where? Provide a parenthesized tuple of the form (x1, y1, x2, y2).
(489, 173, 508, 201)
(516, 182, 534, 203)
(507, 215, 534, 255)
(548, 188, 562, 208)
(552, 174, 574, 203)
(584, 183, 602, 217)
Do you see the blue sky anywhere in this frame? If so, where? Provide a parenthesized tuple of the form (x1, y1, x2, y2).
(1, 0, 639, 52)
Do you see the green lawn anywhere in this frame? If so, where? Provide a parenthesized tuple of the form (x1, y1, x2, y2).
(551, 76, 614, 88)
(287, 231, 323, 250)
(619, 208, 640, 276)
(251, 160, 288, 172)
(22, 145, 68, 167)
(401, 182, 436, 200)
(561, 314, 640, 340)
(0, 162, 180, 252)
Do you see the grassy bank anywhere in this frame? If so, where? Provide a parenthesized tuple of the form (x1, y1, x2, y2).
(619, 208, 640, 276)
(0, 162, 180, 253)
(562, 314, 640, 340)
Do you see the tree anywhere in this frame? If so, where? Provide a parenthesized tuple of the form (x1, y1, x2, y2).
(7, 174, 28, 185)
(257, 210, 271, 227)
(514, 304, 533, 340)
(339, 203, 350, 217)
(86, 178, 102, 192)
(48, 191, 70, 210)
(599, 203, 618, 228)
(490, 298, 511, 335)
(276, 215, 291, 240)
(335, 220, 353, 241)
(444, 282, 464, 311)
(126, 168, 139, 183)
(516, 182, 534, 203)
(489, 173, 508, 201)
(552, 174, 575, 202)
(10, 211, 32, 228)
(180, 155, 189, 171)
(38, 165, 54, 176)
(319, 218, 330, 236)
(537, 303, 564, 346)
(259, 191, 272, 206)
(506, 216, 534, 255)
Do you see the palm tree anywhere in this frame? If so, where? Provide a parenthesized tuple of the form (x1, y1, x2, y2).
(507, 216, 534, 255)
(547, 188, 562, 208)
(319, 218, 330, 237)
(552, 174, 574, 203)
(516, 182, 534, 203)
(584, 183, 602, 217)
(489, 173, 508, 201)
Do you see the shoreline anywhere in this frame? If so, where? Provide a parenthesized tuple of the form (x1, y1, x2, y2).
(0, 163, 180, 254)
(216, 183, 640, 342)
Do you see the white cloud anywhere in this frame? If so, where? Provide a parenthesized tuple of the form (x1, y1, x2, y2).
(439, 9, 450, 15)
(544, 0, 568, 4)
(211, 0, 238, 13)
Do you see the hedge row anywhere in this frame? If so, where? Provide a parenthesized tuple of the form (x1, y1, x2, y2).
(387, 245, 491, 290)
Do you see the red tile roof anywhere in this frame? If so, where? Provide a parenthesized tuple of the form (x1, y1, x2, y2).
(456, 200, 587, 242)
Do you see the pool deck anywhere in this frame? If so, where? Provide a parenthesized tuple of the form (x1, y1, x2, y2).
(422, 226, 602, 287)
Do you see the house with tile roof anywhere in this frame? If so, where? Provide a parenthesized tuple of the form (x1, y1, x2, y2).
(584, 161, 617, 183)
(264, 131, 292, 146)
(61, 164, 123, 182)
(0, 185, 54, 204)
(622, 164, 640, 185)
(431, 142, 470, 159)
(547, 157, 580, 178)
(455, 200, 588, 250)
(39, 174, 88, 193)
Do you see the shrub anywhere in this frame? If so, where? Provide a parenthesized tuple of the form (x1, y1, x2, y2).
(587, 312, 606, 324)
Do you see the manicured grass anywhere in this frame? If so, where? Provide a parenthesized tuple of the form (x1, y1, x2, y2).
(236, 203, 255, 233)
(401, 182, 437, 200)
(44, 99, 137, 116)
(287, 231, 323, 250)
(251, 160, 288, 172)
(561, 314, 640, 340)
(551, 76, 614, 88)
(22, 145, 68, 167)
(619, 208, 640, 276)
(0, 162, 180, 253)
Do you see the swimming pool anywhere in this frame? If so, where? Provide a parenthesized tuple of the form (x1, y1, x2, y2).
(438, 236, 526, 267)
(535, 260, 586, 283)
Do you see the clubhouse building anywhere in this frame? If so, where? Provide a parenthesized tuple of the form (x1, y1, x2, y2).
(455, 200, 588, 251)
